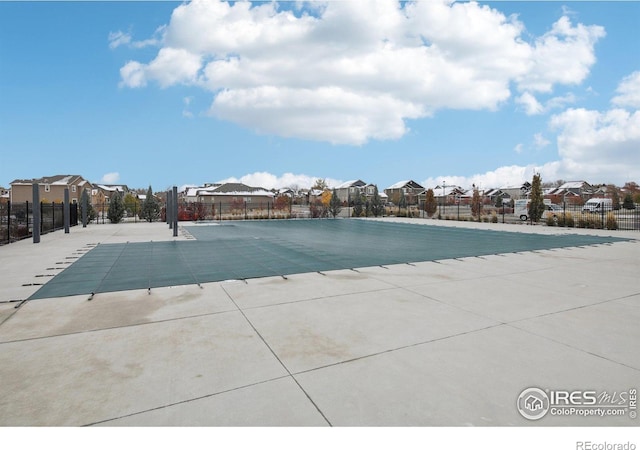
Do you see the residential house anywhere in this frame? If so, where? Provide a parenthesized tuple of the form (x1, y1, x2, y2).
(432, 185, 467, 203)
(10, 175, 93, 204)
(499, 182, 531, 200)
(276, 187, 295, 198)
(385, 180, 424, 206)
(94, 184, 129, 199)
(188, 182, 274, 208)
(0, 187, 9, 204)
(546, 181, 594, 201)
(334, 180, 367, 204)
(361, 183, 387, 204)
(482, 188, 512, 206)
(307, 189, 325, 204)
(92, 184, 130, 210)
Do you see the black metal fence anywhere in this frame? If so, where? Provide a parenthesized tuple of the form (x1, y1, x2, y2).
(542, 202, 640, 231)
(0, 201, 78, 245)
(90, 202, 145, 224)
(427, 202, 640, 230)
(170, 201, 297, 221)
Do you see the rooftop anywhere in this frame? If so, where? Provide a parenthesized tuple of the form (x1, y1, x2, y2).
(11, 174, 87, 186)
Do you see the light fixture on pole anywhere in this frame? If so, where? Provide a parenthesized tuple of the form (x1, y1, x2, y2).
(442, 181, 446, 217)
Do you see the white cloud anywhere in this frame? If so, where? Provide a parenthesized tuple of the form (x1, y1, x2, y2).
(516, 16, 605, 93)
(611, 71, 640, 109)
(119, 61, 147, 88)
(100, 172, 120, 184)
(533, 132, 550, 149)
(146, 48, 201, 88)
(108, 30, 131, 50)
(422, 164, 551, 191)
(209, 86, 422, 145)
(182, 96, 194, 118)
(118, 0, 605, 144)
(517, 92, 577, 116)
(425, 71, 640, 188)
(108, 27, 164, 50)
(546, 93, 577, 111)
(550, 107, 640, 182)
(121, 48, 201, 89)
(216, 172, 343, 190)
(516, 92, 544, 115)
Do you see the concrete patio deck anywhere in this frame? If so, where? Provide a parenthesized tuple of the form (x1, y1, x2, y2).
(0, 218, 638, 429)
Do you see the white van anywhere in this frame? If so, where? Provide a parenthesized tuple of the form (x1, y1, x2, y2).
(582, 198, 612, 213)
(514, 199, 553, 221)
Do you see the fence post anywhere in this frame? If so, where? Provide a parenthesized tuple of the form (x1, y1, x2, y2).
(167, 189, 173, 229)
(165, 190, 169, 225)
(26, 201, 30, 239)
(81, 189, 88, 227)
(6, 201, 11, 243)
(173, 186, 178, 237)
(64, 188, 70, 234)
(32, 183, 40, 244)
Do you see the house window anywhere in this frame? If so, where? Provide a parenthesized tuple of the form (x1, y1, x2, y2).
(245, 197, 251, 203)
(72, 185, 76, 193)
(44, 184, 50, 193)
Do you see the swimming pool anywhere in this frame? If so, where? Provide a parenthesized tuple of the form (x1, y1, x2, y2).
(29, 219, 629, 299)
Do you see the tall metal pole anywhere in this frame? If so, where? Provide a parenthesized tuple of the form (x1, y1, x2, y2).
(442, 181, 446, 218)
(32, 183, 40, 244)
(64, 188, 70, 234)
(81, 189, 88, 227)
(167, 189, 173, 229)
(173, 186, 178, 237)
(5, 201, 9, 243)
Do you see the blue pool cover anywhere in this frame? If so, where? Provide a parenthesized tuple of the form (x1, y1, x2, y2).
(29, 219, 629, 299)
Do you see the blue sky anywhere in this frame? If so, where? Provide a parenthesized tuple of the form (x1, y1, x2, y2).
(1, 0, 639, 192)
